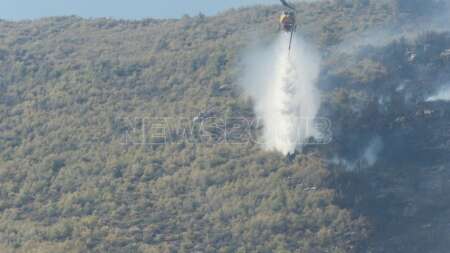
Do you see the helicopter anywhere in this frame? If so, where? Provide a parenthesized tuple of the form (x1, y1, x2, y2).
(279, 0, 297, 51)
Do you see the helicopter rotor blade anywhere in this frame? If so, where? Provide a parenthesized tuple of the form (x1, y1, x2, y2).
(280, 0, 296, 11)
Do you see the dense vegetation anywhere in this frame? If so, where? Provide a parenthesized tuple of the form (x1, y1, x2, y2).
(1, 0, 450, 252)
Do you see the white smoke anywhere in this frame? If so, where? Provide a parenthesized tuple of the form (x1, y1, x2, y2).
(426, 86, 450, 101)
(241, 34, 321, 155)
(331, 136, 383, 171)
(362, 136, 384, 167)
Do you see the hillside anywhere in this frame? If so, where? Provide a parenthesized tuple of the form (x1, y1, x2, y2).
(1, 0, 450, 252)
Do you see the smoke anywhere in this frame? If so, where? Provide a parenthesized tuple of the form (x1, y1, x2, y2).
(335, 1, 450, 54)
(362, 136, 384, 167)
(240, 34, 321, 155)
(331, 136, 384, 171)
(426, 86, 450, 101)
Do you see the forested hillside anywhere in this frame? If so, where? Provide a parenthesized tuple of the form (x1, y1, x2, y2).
(1, 0, 450, 252)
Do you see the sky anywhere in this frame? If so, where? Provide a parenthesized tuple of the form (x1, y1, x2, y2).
(0, 0, 276, 21)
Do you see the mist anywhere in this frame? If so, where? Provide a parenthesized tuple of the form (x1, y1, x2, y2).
(241, 34, 321, 155)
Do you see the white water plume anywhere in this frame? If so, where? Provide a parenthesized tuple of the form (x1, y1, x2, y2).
(241, 34, 321, 155)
